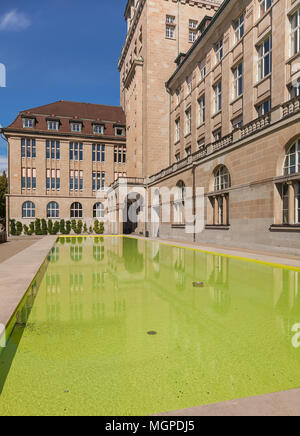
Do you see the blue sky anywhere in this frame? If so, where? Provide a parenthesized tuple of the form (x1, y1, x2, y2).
(0, 0, 127, 172)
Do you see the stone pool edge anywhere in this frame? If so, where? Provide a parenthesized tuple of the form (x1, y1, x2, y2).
(0, 236, 57, 335)
(123, 235, 300, 271)
(154, 388, 300, 416)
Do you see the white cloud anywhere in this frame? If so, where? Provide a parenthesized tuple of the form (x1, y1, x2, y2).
(0, 9, 31, 32)
(0, 157, 7, 174)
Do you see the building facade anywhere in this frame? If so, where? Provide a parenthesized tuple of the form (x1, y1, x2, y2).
(110, 0, 300, 256)
(119, 0, 222, 178)
(3, 101, 126, 229)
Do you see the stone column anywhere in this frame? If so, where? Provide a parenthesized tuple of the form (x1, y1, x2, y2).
(223, 194, 228, 226)
(214, 197, 218, 225)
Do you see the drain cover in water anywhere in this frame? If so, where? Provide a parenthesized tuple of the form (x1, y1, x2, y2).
(147, 331, 157, 335)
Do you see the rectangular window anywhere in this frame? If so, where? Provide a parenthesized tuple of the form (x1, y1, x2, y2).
(32, 168, 36, 189)
(22, 168, 26, 189)
(291, 8, 300, 56)
(233, 13, 245, 43)
(70, 170, 74, 191)
(259, 0, 274, 17)
(257, 36, 272, 81)
(214, 81, 222, 113)
(70, 142, 83, 161)
(79, 143, 83, 161)
(199, 62, 206, 81)
(166, 17, 175, 39)
(175, 119, 180, 143)
(51, 169, 56, 190)
(185, 146, 191, 156)
(232, 116, 243, 130)
(22, 118, 35, 128)
(296, 183, 300, 224)
(70, 142, 74, 160)
(71, 123, 82, 133)
(282, 184, 289, 224)
(21, 139, 26, 158)
(189, 30, 197, 43)
(32, 139, 36, 158)
(185, 108, 191, 136)
(198, 96, 205, 125)
(47, 120, 59, 131)
(257, 99, 271, 116)
(93, 124, 104, 135)
(290, 83, 300, 98)
(92, 172, 105, 191)
(56, 169, 60, 190)
(27, 168, 31, 189)
(213, 129, 222, 142)
(92, 144, 105, 162)
(115, 127, 126, 136)
(233, 62, 243, 99)
(215, 39, 223, 64)
(79, 171, 83, 191)
(74, 170, 79, 191)
(114, 146, 126, 163)
(27, 139, 31, 158)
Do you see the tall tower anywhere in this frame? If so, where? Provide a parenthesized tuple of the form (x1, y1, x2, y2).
(119, 0, 222, 179)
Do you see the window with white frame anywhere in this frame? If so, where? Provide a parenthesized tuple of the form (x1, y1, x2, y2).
(175, 118, 180, 143)
(46, 140, 60, 160)
(22, 118, 35, 128)
(46, 169, 60, 191)
(22, 201, 35, 218)
(215, 39, 223, 63)
(213, 81, 222, 113)
(22, 168, 36, 190)
(166, 16, 176, 39)
(93, 144, 105, 162)
(257, 35, 272, 81)
(115, 127, 126, 136)
(290, 82, 300, 98)
(189, 30, 197, 43)
(70, 122, 82, 133)
(70, 170, 83, 191)
(198, 95, 205, 125)
(215, 166, 231, 191)
(70, 202, 83, 219)
(93, 124, 104, 135)
(93, 202, 105, 219)
(47, 202, 59, 219)
(189, 20, 198, 29)
(284, 140, 300, 176)
(233, 12, 245, 43)
(47, 120, 59, 131)
(232, 62, 243, 99)
(185, 108, 191, 135)
(290, 8, 300, 56)
(259, 0, 274, 17)
(21, 138, 36, 158)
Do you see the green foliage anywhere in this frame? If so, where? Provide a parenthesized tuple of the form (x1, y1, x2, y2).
(83, 223, 88, 233)
(94, 220, 104, 235)
(48, 220, 60, 235)
(89, 226, 93, 234)
(0, 171, 8, 219)
(47, 219, 53, 235)
(41, 219, 48, 235)
(71, 219, 83, 235)
(10, 219, 16, 236)
(34, 219, 42, 235)
(16, 221, 23, 236)
(65, 221, 71, 235)
(24, 222, 35, 236)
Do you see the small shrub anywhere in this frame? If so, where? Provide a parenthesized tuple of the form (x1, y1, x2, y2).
(10, 219, 16, 236)
(47, 219, 53, 235)
(52, 221, 60, 235)
(34, 219, 42, 235)
(41, 219, 48, 235)
(89, 226, 93, 234)
(65, 221, 71, 235)
(83, 223, 88, 233)
(24, 222, 34, 236)
(16, 221, 23, 236)
(94, 220, 104, 235)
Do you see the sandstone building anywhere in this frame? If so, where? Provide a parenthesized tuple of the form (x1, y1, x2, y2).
(3, 101, 126, 228)
(3, 0, 300, 256)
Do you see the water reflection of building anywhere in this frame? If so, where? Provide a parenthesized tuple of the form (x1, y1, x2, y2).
(207, 256, 231, 314)
(274, 268, 300, 345)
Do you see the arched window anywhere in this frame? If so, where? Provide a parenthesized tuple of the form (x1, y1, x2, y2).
(47, 202, 59, 218)
(284, 140, 300, 175)
(214, 166, 231, 191)
(70, 202, 83, 219)
(22, 201, 35, 218)
(93, 202, 105, 219)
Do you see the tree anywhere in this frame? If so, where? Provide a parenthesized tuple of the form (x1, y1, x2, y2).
(0, 171, 8, 219)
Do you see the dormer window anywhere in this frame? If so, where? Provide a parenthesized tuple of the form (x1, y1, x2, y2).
(47, 120, 59, 131)
(115, 127, 126, 137)
(23, 118, 35, 128)
(70, 122, 82, 133)
(93, 124, 105, 135)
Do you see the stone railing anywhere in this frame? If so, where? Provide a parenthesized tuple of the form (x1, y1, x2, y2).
(241, 114, 270, 139)
(212, 133, 233, 152)
(282, 96, 300, 118)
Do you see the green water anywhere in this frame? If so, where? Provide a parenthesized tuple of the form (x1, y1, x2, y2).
(0, 236, 299, 416)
